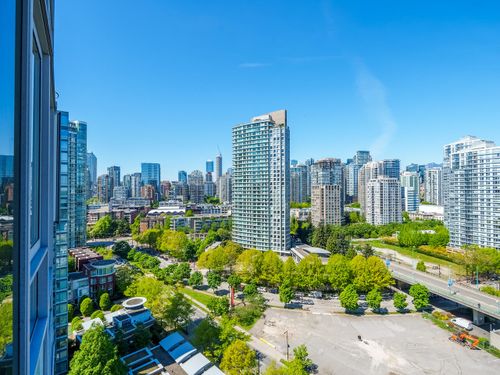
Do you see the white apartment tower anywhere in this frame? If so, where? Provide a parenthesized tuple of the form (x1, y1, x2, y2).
(366, 176, 402, 225)
(425, 167, 443, 205)
(443, 136, 500, 249)
(232, 110, 290, 253)
(310, 158, 344, 226)
(400, 171, 420, 212)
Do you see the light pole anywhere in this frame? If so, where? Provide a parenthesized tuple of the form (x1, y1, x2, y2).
(284, 330, 289, 361)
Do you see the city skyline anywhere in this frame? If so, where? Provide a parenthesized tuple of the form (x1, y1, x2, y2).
(54, 1, 500, 179)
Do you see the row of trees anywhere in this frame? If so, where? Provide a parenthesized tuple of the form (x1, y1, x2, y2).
(198, 243, 394, 293)
(88, 215, 130, 239)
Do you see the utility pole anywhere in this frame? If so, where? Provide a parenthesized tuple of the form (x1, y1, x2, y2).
(284, 330, 289, 361)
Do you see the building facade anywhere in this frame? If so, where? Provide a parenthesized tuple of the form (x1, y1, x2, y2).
(107, 165, 121, 193)
(366, 177, 402, 225)
(215, 153, 223, 181)
(290, 164, 308, 203)
(232, 110, 290, 253)
(188, 170, 204, 204)
(217, 172, 232, 203)
(86, 152, 97, 186)
(206, 160, 214, 173)
(178, 170, 187, 184)
(443, 136, 500, 249)
(141, 163, 161, 191)
(1, 0, 62, 373)
(310, 158, 344, 226)
(400, 171, 420, 212)
(130, 172, 142, 198)
(97, 174, 112, 203)
(425, 167, 443, 205)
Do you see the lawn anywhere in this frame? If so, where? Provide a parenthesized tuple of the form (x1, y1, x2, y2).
(180, 287, 215, 307)
(367, 240, 463, 274)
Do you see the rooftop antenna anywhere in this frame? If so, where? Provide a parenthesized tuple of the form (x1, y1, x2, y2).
(217, 145, 221, 156)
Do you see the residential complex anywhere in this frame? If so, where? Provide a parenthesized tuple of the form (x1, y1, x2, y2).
(400, 171, 420, 212)
(232, 110, 290, 253)
(215, 153, 223, 181)
(97, 174, 112, 203)
(443, 136, 500, 249)
(366, 176, 402, 225)
(311, 158, 344, 226)
(217, 171, 233, 203)
(290, 164, 308, 203)
(425, 167, 443, 205)
(107, 165, 121, 193)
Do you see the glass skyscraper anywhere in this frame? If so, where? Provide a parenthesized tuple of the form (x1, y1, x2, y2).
(141, 162, 161, 191)
(232, 110, 290, 254)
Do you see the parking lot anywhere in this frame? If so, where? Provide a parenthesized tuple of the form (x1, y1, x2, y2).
(251, 308, 500, 375)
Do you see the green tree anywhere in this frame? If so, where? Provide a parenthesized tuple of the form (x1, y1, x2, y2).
(339, 284, 359, 311)
(361, 243, 374, 258)
(296, 255, 324, 290)
(189, 271, 203, 288)
(349, 255, 371, 292)
(206, 271, 222, 292)
(192, 318, 222, 361)
(366, 288, 382, 312)
(290, 344, 313, 373)
(366, 256, 394, 290)
(227, 274, 241, 290)
(68, 304, 75, 321)
(173, 262, 191, 281)
(428, 227, 449, 247)
(114, 219, 130, 236)
(89, 215, 114, 238)
(110, 304, 122, 312)
(325, 254, 351, 291)
(279, 278, 295, 304)
(115, 265, 138, 296)
(99, 293, 112, 311)
(162, 291, 194, 330)
(80, 297, 94, 317)
(71, 317, 83, 332)
(416, 260, 426, 272)
(220, 340, 257, 375)
(137, 228, 162, 249)
(281, 257, 298, 287)
(158, 230, 190, 259)
(393, 292, 408, 311)
(0, 301, 13, 355)
(130, 213, 144, 237)
(235, 249, 263, 283)
(90, 310, 105, 320)
(207, 297, 230, 317)
(125, 276, 169, 316)
(69, 325, 126, 375)
(311, 225, 329, 248)
(112, 241, 131, 258)
(243, 283, 258, 298)
(260, 251, 283, 286)
(409, 284, 429, 310)
(326, 231, 351, 255)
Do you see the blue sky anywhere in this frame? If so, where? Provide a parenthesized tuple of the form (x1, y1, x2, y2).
(55, 0, 500, 180)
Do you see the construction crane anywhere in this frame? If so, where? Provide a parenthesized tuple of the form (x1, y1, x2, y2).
(449, 332, 480, 350)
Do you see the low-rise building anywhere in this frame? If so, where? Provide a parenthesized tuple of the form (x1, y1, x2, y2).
(408, 204, 444, 221)
(75, 297, 155, 343)
(290, 208, 310, 221)
(68, 272, 90, 304)
(69, 247, 103, 271)
(290, 244, 330, 264)
(83, 259, 116, 299)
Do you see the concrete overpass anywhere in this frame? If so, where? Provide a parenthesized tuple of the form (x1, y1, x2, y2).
(389, 262, 500, 324)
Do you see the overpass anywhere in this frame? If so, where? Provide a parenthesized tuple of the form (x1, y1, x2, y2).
(389, 262, 500, 324)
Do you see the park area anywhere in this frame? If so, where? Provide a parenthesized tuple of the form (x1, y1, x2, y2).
(251, 308, 500, 375)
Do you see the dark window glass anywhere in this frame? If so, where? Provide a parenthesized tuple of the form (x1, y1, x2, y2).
(30, 39, 41, 246)
(0, 0, 15, 370)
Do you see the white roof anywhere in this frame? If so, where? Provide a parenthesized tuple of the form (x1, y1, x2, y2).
(168, 341, 197, 363)
(180, 353, 211, 375)
(202, 365, 225, 375)
(159, 331, 185, 352)
(418, 205, 444, 214)
(81, 317, 104, 331)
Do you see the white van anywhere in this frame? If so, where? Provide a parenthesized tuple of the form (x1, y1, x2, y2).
(451, 318, 473, 331)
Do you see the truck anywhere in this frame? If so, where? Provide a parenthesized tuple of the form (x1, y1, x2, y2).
(451, 318, 473, 331)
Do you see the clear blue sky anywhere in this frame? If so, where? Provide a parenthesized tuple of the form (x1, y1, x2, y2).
(55, 0, 500, 180)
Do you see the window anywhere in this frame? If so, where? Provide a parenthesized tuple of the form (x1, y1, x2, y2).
(30, 274, 39, 336)
(30, 37, 42, 246)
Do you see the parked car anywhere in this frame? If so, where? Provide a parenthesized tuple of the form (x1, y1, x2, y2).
(301, 299, 314, 305)
(309, 291, 323, 299)
(257, 287, 267, 293)
(451, 318, 473, 331)
(268, 288, 278, 294)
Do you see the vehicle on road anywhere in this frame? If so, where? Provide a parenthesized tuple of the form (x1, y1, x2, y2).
(257, 287, 267, 293)
(309, 291, 323, 299)
(451, 318, 473, 331)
